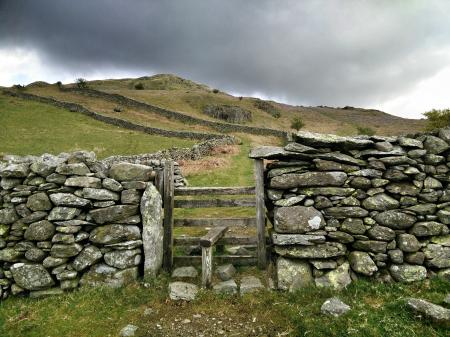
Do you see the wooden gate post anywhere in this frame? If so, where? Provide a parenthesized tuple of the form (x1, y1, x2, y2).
(163, 160, 174, 272)
(254, 159, 267, 269)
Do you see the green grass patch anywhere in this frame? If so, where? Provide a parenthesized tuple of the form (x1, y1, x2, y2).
(0, 95, 195, 158)
(0, 277, 447, 337)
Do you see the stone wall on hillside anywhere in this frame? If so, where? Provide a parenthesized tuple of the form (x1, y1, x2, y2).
(0, 152, 164, 299)
(250, 128, 450, 291)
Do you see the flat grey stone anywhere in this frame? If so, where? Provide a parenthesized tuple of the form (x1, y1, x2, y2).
(168, 281, 198, 301)
(321, 297, 351, 317)
(172, 266, 198, 278)
(119, 324, 138, 337)
(270, 171, 347, 189)
(109, 163, 153, 181)
(275, 242, 347, 259)
(274, 206, 325, 233)
(315, 262, 351, 290)
(240, 276, 264, 295)
(277, 257, 313, 291)
(10, 263, 55, 290)
(406, 298, 450, 326)
(272, 233, 326, 246)
(213, 279, 238, 294)
(216, 264, 236, 281)
(389, 264, 427, 283)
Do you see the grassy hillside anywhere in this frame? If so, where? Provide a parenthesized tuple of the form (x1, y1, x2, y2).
(0, 95, 195, 158)
(76, 74, 426, 136)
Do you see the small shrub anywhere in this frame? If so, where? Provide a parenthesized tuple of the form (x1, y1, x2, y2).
(423, 108, 450, 130)
(134, 82, 144, 90)
(56, 81, 63, 90)
(254, 100, 281, 118)
(212, 88, 219, 94)
(356, 126, 375, 136)
(291, 117, 305, 131)
(76, 78, 88, 89)
(238, 96, 243, 101)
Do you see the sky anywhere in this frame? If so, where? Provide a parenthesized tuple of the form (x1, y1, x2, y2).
(1, 0, 450, 119)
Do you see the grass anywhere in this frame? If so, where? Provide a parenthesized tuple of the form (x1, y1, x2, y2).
(0, 276, 448, 337)
(0, 95, 196, 158)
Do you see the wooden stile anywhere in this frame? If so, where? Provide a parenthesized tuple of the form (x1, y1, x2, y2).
(175, 186, 255, 196)
(174, 198, 256, 208)
(173, 217, 256, 227)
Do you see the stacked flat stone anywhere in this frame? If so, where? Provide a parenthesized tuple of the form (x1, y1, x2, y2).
(250, 128, 450, 291)
(0, 151, 161, 299)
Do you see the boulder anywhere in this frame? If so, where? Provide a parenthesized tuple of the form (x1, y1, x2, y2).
(367, 226, 396, 241)
(56, 163, 90, 175)
(109, 163, 153, 182)
(213, 279, 238, 295)
(275, 242, 346, 259)
(82, 188, 120, 201)
(389, 264, 427, 282)
(240, 276, 264, 295)
(26, 192, 52, 211)
(410, 222, 446, 237)
(397, 234, 421, 253)
(277, 257, 313, 291)
(72, 245, 103, 271)
(10, 263, 55, 290)
(340, 218, 366, 234)
(274, 206, 325, 233)
(349, 251, 378, 276)
(362, 193, 399, 211)
(0, 163, 30, 178)
(172, 266, 198, 278)
(216, 264, 236, 281)
(352, 240, 387, 253)
(168, 281, 198, 301)
(270, 171, 347, 189)
(294, 131, 374, 149)
(102, 178, 123, 192)
(386, 183, 420, 196)
(374, 210, 417, 229)
(119, 324, 138, 337)
(406, 298, 450, 327)
(140, 183, 163, 278)
(64, 176, 101, 188)
(423, 135, 449, 154)
(24, 220, 55, 241)
(48, 207, 81, 221)
(80, 264, 138, 288)
(89, 224, 140, 245)
(104, 249, 141, 269)
(324, 207, 369, 218)
(423, 244, 450, 268)
(89, 205, 139, 224)
(315, 262, 352, 290)
(0, 247, 22, 262)
(49, 193, 91, 207)
(321, 297, 351, 317)
(0, 208, 19, 224)
(50, 243, 83, 258)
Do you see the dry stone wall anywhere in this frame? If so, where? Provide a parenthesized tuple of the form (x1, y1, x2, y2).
(0, 151, 164, 299)
(250, 128, 450, 291)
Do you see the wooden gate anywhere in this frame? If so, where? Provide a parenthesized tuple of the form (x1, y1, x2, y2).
(158, 159, 267, 287)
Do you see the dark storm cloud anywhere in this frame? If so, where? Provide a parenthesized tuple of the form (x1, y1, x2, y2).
(1, 0, 450, 107)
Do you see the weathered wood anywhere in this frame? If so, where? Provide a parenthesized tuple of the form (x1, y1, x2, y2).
(174, 255, 257, 266)
(174, 198, 256, 208)
(200, 226, 228, 247)
(173, 217, 256, 227)
(254, 158, 267, 269)
(174, 235, 258, 246)
(175, 186, 255, 196)
(202, 246, 213, 288)
(162, 161, 174, 272)
(155, 170, 164, 196)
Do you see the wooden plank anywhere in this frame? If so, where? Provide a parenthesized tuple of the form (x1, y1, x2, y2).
(162, 161, 174, 272)
(175, 186, 255, 196)
(174, 255, 257, 266)
(201, 246, 213, 288)
(174, 217, 256, 227)
(174, 198, 256, 208)
(174, 235, 257, 246)
(200, 226, 228, 247)
(254, 159, 267, 269)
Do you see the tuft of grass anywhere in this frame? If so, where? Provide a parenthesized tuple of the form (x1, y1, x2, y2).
(0, 95, 195, 158)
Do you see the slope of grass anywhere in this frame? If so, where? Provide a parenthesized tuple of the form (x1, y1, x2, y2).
(0, 95, 195, 158)
(0, 276, 447, 337)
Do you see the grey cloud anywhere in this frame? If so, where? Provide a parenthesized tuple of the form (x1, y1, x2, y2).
(1, 0, 450, 108)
